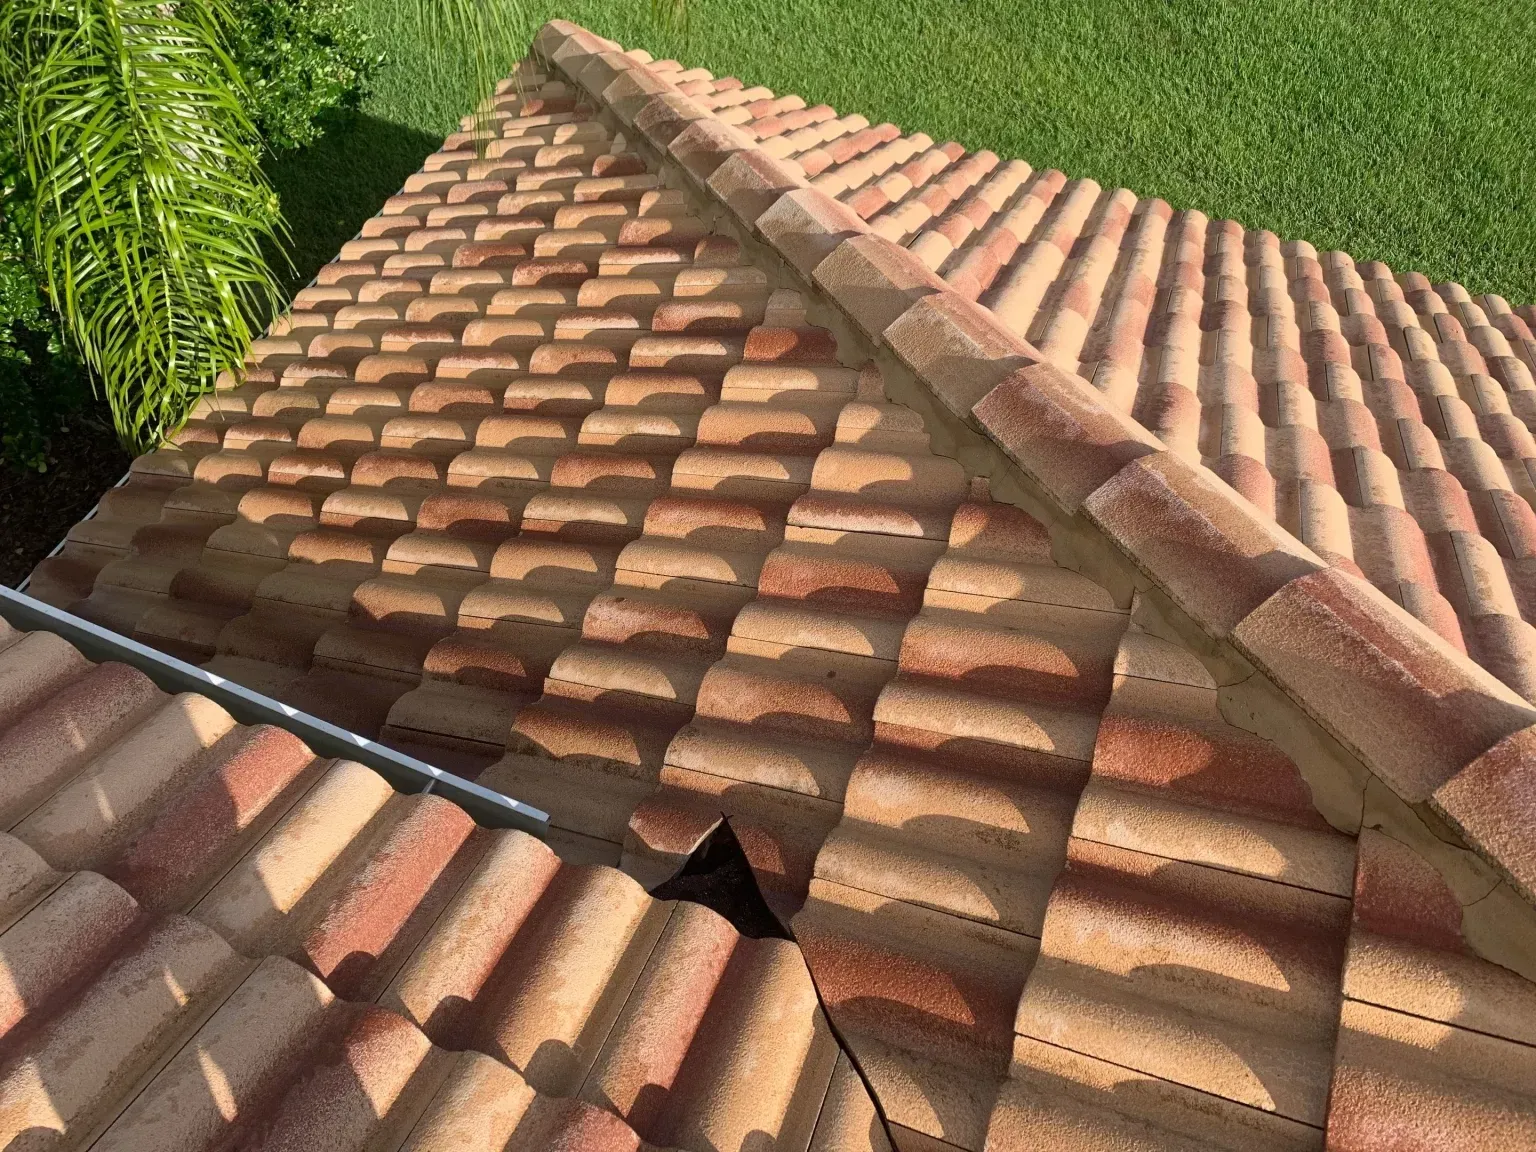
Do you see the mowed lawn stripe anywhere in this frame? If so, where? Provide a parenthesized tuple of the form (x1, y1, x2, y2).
(271, 0, 1536, 303)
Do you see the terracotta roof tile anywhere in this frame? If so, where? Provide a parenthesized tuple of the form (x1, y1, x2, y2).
(1232, 566, 1535, 802)
(1432, 723, 1536, 901)
(525, 6, 1536, 1007)
(1083, 448, 1328, 637)
(975, 361, 1163, 513)
(537, 15, 1536, 847)
(975, 619, 1352, 1147)
(25, 27, 1536, 1151)
(1324, 830, 1536, 1150)
(0, 619, 880, 1151)
(515, 25, 1536, 1151)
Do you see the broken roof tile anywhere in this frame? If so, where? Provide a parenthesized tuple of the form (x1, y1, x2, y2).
(0, 618, 881, 1152)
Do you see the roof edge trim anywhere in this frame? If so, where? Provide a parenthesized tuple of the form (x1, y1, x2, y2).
(0, 583, 550, 837)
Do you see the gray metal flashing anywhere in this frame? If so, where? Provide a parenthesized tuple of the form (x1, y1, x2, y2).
(0, 583, 549, 837)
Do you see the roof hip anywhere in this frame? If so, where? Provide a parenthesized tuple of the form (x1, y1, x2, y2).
(529, 19, 1536, 909)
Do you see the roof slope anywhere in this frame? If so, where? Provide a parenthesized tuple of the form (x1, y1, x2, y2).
(19, 21, 1536, 1152)
(509, 22, 1536, 912)
(0, 617, 884, 1151)
(612, 35, 1536, 706)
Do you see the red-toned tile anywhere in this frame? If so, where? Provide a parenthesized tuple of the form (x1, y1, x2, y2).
(706, 149, 810, 232)
(1085, 451, 1327, 635)
(755, 187, 874, 277)
(105, 724, 319, 913)
(812, 234, 949, 341)
(1432, 723, 1536, 900)
(974, 362, 1163, 514)
(884, 292, 1041, 423)
(1234, 567, 1536, 800)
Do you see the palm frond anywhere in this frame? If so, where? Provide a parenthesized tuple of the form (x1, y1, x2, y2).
(386, 0, 528, 154)
(651, 0, 690, 42)
(1, 0, 289, 453)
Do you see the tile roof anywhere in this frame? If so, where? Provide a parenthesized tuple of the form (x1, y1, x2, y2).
(19, 19, 1536, 1152)
(0, 616, 884, 1151)
(652, 44, 1536, 705)
(507, 21, 1536, 904)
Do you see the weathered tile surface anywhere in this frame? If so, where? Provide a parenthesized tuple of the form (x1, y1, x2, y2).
(21, 20, 1536, 1152)
(0, 616, 884, 1152)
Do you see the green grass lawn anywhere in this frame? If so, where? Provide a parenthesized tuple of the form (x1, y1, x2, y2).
(265, 0, 1536, 302)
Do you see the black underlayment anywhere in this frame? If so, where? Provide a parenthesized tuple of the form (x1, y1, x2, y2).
(650, 816, 898, 1146)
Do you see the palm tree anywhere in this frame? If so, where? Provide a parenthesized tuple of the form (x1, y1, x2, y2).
(2, 0, 649, 457)
(0, 0, 288, 455)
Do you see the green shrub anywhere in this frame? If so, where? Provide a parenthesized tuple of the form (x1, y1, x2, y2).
(0, 129, 84, 473)
(2, 0, 378, 466)
(227, 0, 384, 151)
(4, 0, 290, 456)
(0, 307, 86, 476)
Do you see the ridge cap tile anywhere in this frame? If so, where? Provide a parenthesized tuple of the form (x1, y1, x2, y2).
(1082, 448, 1328, 637)
(1430, 723, 1536, 902)
(883, 291, 1042, 422)
(707, 149, 813, 233)
(757, 186, 873, 277)
(811, 232, 951, 341)
(974, 361, 1164, 514)
(1233, 565, 1536, 800)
